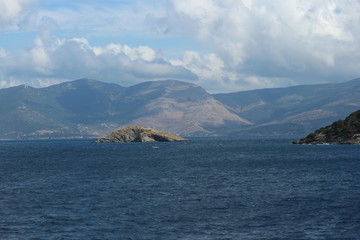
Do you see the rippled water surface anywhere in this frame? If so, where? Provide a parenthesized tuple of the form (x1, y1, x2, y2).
(0, 138, 360, 239)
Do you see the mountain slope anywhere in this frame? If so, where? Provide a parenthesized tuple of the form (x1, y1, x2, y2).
(0, 78, 249, 139)
(125, 80, 250, 135)
(213, 78, 360, 136)
(1, 77, 359, 139)
(0, 85, 77, 139)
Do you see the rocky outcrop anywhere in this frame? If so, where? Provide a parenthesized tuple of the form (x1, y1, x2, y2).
(95, 125, 188, 143)
(293, 110, 360, 144)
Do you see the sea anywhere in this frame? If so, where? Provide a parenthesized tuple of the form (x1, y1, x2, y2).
(0, 138, 359, 240)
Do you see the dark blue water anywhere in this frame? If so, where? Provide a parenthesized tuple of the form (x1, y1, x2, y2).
(0, 138, 359, 240)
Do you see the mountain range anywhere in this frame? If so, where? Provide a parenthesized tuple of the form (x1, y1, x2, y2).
(0, 78, 359, 139)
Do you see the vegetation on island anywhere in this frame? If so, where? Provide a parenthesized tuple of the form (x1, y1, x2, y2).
(315, 110, 360, 138)
(294, 110, 360, 144)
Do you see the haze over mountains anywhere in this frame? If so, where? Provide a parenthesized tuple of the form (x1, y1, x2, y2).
(0, 78, 359, 139)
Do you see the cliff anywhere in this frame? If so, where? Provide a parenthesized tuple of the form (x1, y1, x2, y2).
(95, 125, 188, 143)
(293, 110, 360, 144)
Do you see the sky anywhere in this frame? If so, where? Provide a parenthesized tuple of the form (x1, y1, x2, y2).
(0, 0, 360, 93)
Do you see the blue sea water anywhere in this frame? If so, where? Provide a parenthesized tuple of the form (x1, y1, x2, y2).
(0, 138, 359, 240)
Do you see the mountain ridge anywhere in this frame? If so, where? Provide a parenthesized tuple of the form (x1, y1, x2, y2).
(214, 78, 360, 136)
(0, 78, 249, 139)
(0, 77, 359, 139)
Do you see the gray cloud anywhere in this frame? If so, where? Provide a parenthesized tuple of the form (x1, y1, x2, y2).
(165, 0, 360, 90)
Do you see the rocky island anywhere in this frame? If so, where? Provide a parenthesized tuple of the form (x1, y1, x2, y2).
(95, 125, 188, 143)
(293, 110, 360, 144)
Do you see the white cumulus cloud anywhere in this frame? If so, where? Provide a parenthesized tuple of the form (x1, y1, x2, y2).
(1, 0, 360, 92)
(0, 29, 197, 88)
(166, 0, 360, 89)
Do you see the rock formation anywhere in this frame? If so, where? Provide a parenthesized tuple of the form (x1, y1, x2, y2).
(95, 125, 188, 143)
(293, 110, 360, 144)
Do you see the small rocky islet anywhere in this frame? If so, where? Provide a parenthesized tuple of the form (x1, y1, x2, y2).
(95, 125, 188, 143)
(293, 110, 360, 144)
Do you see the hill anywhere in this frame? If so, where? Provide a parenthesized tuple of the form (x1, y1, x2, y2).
(95, 125, 188, 143)
(293, 110, 360, 144)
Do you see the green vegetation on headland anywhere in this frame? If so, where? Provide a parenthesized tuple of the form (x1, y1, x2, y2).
(293, 110, 360, 144)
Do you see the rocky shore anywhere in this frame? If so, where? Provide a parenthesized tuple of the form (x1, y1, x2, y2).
(95, 125, 188, 143)
(293, 133, 360, 144)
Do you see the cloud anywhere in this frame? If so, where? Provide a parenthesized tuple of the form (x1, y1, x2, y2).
(93, 44, 157, 62)
(169, 51, 296, 92)
(167, 0, 360, 89)
(33, 0, 170, 38)
(0, 47, 7, 57)
(0, 28, 197, 88)
(0, 0, 36, 29)
(1, 0, 360, 92)
(170, 51, 236, 92)
(0, 0, 200, 89)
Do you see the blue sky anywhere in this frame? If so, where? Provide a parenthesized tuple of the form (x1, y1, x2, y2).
(1, 0, 360, 92)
